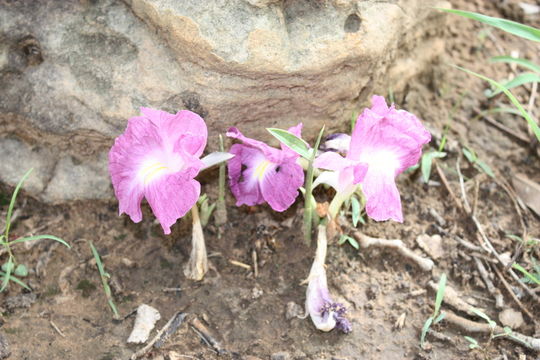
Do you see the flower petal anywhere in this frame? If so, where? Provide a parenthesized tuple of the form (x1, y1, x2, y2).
(227, 127, 283, 163)
(227, 144, 265, 207)
(314, 151, 350, 172)
(145, 172, 201, 234)
(362, 166, 403, 222)
(259, 160, 304, 212)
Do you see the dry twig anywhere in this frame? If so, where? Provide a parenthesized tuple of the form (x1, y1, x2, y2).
(474, 257, 504, 309)
(353, 232, 434, 272)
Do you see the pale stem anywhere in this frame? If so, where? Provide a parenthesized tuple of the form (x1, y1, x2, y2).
(183, 205, 208, 281)
(328, 191, 350, 220)
(307, 224, 328, 283)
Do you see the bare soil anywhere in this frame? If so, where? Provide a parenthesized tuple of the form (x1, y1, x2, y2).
(1, 1, 539, 359)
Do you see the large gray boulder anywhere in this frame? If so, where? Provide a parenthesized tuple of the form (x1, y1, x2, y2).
(0, 0, 447, 202)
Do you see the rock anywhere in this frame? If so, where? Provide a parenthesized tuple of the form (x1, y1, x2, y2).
(5, 293, 36, 311)
(285, 301, 303, 320)
(499, 308, 524, 330)
(127, 304, 161, 344)
(0, 0, 448, 202)
(513, 173, 540, 217)
(271, 352, 291, 360)
(0, 332, 9, 359)
(416, 234, 445, 260)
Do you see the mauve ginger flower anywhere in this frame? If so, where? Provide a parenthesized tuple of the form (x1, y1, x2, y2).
(306, 225, 351, 333)
(315, 95, 431, 222)
(226, 124, 305, 212)
(109, 107, 207, 234)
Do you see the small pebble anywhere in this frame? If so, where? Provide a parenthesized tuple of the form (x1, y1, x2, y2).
(271, 351, 291, 360)
(5, 293, 36, 311)
(499, 308, 524, 329)
(285, 302, 303, 320)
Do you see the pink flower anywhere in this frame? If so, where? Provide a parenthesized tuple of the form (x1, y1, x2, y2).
(109, 108, 207, 234)
(226, 124, 305, 212)
(315, 96, 431, 222)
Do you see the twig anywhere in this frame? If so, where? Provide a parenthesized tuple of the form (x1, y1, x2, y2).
(427, 281, 479, 316)
(130, 312, 188, 360)
(251, 249, 258, 278)
(189, 317, 226, 355)
(443, 310, 540, 351)
(435, 163, 462, 210)
(50, 320, 66, 338)
(229, 259, 251, 271)
(353, 232, 434, 272)
(456, 159, 472, 214)
(491, 265, 536, 323)
(473, 257, 504, 309)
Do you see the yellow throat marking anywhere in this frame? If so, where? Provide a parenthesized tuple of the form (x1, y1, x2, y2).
(254, 160, 271, 180)
(140, 162, 168, 184)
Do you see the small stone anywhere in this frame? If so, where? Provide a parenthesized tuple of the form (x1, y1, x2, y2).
(0, 332, 10, 359)
(5, 293, 36, 311)
(271, 352, 291, 360)
(499, 308, 524, 329)
(416, 234, 444, 259)
(285, 301, 303, 320)
(251, 287, 263, 299)
(127, 304, 161, 344)
(366, 284, 379, 300)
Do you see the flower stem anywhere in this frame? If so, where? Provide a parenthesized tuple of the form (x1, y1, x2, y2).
(215, 134, 227, 228)
(328, 191, 349, 220)
(184, 205, 208, 281)
(303, 126, 325, 246)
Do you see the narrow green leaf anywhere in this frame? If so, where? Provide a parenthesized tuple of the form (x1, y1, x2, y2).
(303, 126, 325, 245)
(464, 336, 479, 349)
(512, 262, 540, 285)
(434, 273, 447, 314)
(488, 73, 540, 97)
(470, 307, 492, 324)
(439, 8, 540, 42)
(434, 311, 446, 324)
(351, 197, 361, 227)
(475, 160, 495, 178)
(462, 147, 476, 163)
(420, 316, 434, 348)
(490, 56, 540, 73)
(267, 128, 311, 159)
(5, 168, 33, 240)
(338, 234, 347, 245)
(454, 65, 540, 142)
(0, 271, 30, 290)
(9, 234, 71, 249)
(0, 256, 14, 292)
(90, 242, 119, 318)
(421, 151, 446, 183)
(347, 236, 359, 250)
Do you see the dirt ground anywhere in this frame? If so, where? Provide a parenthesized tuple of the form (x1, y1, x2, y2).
(1, 1, 540, 359)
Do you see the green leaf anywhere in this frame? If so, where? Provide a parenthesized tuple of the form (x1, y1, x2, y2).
(89, 242, 119, 318)
(434, 273, 447, 315)
(462, 147, 476, 163)
(434, 311, 446, 324)
(351, 196, 361, 227)
(14, 264, 28, 277)
(488, 73, 540, 97)
(421, 151, 446, 183)
(470, 308, 493, 326)
(490, 56, 540, 74)
(267, 128, 311, 159)
(464, 336, 479, 349)
(475, 160, 495, 178)
(0, 271, 30, 290)
(10, 234, 71, 249)
(338, 234, 347, 245)
(0, 256, 14, 292)
(420, 316, 434, 348)
(439, 8, 540, 42)
(512, 262, 540, 285)
(454, 65, 540, 142)
(5, 168, 33, 239)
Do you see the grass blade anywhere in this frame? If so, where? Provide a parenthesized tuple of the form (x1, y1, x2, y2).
(89, 242, 119, 319)
(490, 56, 540, 73)
(267, 128, 311, 159)
(420, 316, 434, 348)
(5, 168, 33, 240)
(512, 262, 540, 285)
(9, 234, 70, 248)
(0, 256, 14, 292)
(488, 73, 540, 97)
(0, 270, 30, 291)
(303, 126, 325, 246)
(434, 273, 447, 314)
(454, 65, 540, 142)
(439, 8, 540, 42)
